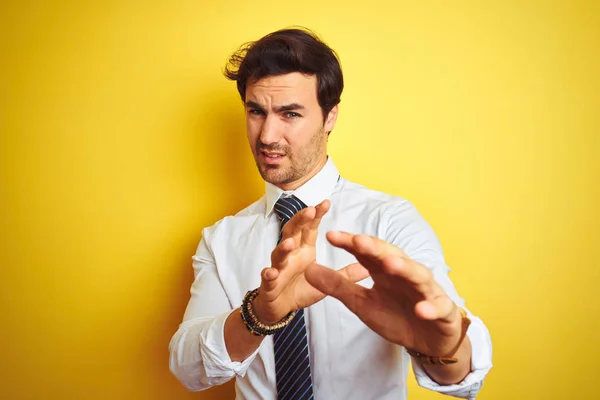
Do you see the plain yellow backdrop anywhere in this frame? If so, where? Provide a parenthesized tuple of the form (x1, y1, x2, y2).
(1, 1, 598, 399)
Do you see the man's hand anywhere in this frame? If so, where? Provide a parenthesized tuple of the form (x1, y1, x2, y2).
(253, 201, 369, 324)
(304, 231, 471, 384)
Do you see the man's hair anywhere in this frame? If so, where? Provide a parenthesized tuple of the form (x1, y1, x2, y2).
(224, 28, 344, 120)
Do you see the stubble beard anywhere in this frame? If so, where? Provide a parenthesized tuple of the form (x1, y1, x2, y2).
(255, 128, 327, 187)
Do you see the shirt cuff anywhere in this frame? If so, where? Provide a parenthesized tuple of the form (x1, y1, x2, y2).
(200, 308, 262, 379)
(411, 313, 493, 399)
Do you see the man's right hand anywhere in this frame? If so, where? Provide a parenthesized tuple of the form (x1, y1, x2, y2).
(253, 199, 369, 324)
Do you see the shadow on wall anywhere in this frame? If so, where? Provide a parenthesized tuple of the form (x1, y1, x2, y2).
(146, 88, 262, 399)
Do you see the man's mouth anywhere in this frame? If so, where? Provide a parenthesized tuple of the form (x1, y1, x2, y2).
(260, 151, 286, 164)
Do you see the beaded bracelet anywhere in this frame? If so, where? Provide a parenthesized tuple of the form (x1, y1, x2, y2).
(240, 288, 296, 336)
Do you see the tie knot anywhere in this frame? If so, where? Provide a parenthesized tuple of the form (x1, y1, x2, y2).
(274, 195, 307, 224)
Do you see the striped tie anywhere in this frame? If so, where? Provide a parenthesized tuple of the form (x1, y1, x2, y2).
(273, 195, 314, 400)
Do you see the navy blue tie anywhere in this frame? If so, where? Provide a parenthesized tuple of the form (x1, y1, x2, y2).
(273, 195, 314, 400)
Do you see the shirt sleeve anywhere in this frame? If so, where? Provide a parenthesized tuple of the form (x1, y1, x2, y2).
(168, 226, 262, 391)
(384, 200, 493, 399)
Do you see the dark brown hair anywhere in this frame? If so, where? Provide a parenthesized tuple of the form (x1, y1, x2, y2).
(224, 28, 344, 120)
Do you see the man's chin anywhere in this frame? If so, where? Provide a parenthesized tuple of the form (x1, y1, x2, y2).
(259, 166, 291, 185)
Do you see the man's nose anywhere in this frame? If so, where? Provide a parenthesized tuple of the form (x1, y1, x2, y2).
(259, 115, 283, 145)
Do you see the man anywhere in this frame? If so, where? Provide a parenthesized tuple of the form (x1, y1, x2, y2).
(169, 28, 492, 399)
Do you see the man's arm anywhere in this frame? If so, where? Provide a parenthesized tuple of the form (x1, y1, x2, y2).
(221, 202, 329, 363)
(222, 226, 317, 362)
(226, 200, 369, 361)
(169, 211, 320, 391)
(171, 202, 368, 391)
(305, 228, 492, 398)
(382, 203, 493, 394)
(169, 229, 259, 391)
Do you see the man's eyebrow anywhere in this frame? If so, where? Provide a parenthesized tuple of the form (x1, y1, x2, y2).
(245, 101, 264, 109)
(276, 103, 305, 112)
(245, 101, 305, 112)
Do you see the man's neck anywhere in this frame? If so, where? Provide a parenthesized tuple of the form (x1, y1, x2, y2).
(276, 156, 328, 191)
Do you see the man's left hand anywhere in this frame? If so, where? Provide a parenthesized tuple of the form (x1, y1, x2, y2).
(305, 231, 465, 360)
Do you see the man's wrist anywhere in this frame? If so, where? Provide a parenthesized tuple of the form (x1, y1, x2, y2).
(240, 289, 296, 336)
(407, 308, 471, 365)
(252, 291, 283, 325)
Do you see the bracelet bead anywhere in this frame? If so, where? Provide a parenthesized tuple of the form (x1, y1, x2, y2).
(240, 288, 296, 336)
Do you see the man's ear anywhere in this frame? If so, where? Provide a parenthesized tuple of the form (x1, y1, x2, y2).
(324, 105, 339, 134)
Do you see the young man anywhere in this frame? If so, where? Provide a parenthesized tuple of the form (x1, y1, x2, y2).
(169, 28, 492, 399)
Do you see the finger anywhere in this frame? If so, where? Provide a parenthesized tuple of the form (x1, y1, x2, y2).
(325, 232, 392, 275)
(325, 231, 356, 253)
(327, 231, 406, 260)
(282, 206, 316, 242)
(338, 262, 370, 283)
(327, 232, 422, 281)
(300, 225, 313, 247)
(311, 200, 330, 227)
(327, 232, 439, 302)
(380, 255, 433, 283)
(271, 237, 295, 269)
(305, 263, 369, 315)
(414, 295, 456, 322)
(351, 234, 407, 262)
(301, 200, 330, 246)
(259, 267, 280, 294)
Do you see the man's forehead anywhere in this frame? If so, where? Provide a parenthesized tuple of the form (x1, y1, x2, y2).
(250, 72, 316, 86)
(248, 74, 316, 92)
(246, 73, 318, 105)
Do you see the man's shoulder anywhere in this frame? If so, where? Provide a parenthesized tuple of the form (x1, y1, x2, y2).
(337, 178, 413, 210)
(233, 195, 267, 217)
(202, 195, 266, 237)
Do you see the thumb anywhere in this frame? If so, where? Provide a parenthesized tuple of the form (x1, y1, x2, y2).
(414, 295, 456, 322)
(339, 262, 370, 283)
(305, 263, 368, 315)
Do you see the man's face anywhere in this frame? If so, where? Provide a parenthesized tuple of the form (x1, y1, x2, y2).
(245, 72, 338, 190)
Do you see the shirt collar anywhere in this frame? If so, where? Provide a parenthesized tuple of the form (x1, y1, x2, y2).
(265, 157, 340, 217)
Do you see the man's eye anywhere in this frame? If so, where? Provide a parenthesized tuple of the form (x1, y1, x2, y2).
(249, 109, 265, 116)
(284, 112, 301, 118)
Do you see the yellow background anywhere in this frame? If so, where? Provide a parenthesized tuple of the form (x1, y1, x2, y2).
(1, 1, 598, 399)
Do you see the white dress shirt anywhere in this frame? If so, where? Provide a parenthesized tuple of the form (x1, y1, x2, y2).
(169, 157, 493, 399)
